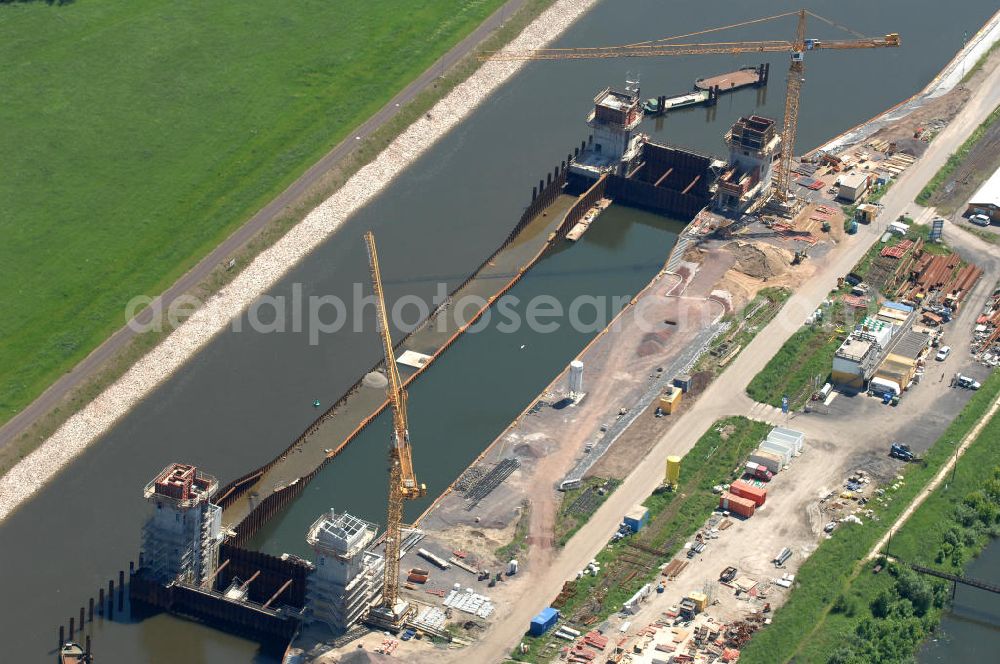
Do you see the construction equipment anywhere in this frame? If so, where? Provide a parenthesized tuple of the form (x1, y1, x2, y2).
(364, 231, 427, 628)
(485, 9, 899, 203)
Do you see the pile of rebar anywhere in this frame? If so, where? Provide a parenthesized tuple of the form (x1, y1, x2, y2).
(464, 458, 520, 508)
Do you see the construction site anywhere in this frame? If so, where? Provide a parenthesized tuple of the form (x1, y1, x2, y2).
(43, 7, 1000, 664)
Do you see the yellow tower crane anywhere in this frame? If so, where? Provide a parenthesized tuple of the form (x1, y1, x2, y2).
(485, 9, 899, 203)
(364, 231, 426, 629)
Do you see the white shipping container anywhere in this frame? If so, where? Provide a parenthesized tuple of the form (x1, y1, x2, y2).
(759, 441, 792, 464)
(769, 427, 805, 453)
(748, 452, 782, 474)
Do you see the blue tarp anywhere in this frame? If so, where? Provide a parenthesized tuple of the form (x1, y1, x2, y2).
(882, 301, 914, 313)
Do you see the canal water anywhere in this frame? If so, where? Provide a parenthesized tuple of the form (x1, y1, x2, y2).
(918, 539, 1000, 663)
(1, 1, 997, 662)
(248, 205, 686, 556)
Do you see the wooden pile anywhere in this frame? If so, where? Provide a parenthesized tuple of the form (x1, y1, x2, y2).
(878, 152, 916, 177)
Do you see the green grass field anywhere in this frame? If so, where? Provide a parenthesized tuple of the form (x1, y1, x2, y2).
(0, 0, 506, 426)
(745, 303, 847, 410)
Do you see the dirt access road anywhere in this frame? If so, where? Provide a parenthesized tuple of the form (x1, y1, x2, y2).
(466, 55, 1000, 664)
(0, 0, 531, 452)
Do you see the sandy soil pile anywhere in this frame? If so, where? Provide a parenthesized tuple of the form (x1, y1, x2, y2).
(725, 240, 794, 279)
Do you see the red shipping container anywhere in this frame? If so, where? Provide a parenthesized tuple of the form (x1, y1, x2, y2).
(406, 573, 428, 584)
(719, 492, 755, 518)
(730, 480, 767, 506)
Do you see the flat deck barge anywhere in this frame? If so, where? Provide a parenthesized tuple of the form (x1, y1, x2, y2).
(695, 65, 766, 91)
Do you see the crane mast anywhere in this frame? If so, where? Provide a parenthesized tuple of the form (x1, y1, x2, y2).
(364, 231, 425, 625)
(485, 9, 899, 203)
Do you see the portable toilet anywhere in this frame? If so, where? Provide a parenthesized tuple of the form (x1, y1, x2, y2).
(666, 456, 682, 486)
(623, 505, 650, 533)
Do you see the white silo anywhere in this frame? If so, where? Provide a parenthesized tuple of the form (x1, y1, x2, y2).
(568, 360, 584, 395)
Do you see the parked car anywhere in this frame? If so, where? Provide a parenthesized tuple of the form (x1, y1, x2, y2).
(970, 214, 991, 227)
(935, 346, 952, 361)
(956, 375, 981, 390)
(890, 443, 914, 462)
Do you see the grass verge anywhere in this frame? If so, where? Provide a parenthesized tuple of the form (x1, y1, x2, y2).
(916, 104, 1000, 206)
(739, 369, 1000, 663)
(512, 417, 771, 662)
(0, 0, 560, 477)
(693, 288, 792, 378)
(555, 478, 620, 547)
(497, 500, 532, 563)
(745, 301, 848, 410)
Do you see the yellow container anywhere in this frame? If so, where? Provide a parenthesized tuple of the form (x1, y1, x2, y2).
(687, 591, 708, 612)
(659, 387, 682, 414)
(666, 456, 682, 486)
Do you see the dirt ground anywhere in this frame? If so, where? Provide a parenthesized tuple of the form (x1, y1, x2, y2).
(869, 86, 971, 154)
(594, 219, 999, 649)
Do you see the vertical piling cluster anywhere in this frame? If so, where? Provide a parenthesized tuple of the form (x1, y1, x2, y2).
(54, 560, 134, 662)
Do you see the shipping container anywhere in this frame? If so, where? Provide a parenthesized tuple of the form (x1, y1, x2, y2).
(659, 386, 682, 413)
(748, 451, 783, 474)
(407, 572, 428, 584)
(760, 440, 793, 464)
(530, 607, 560, 636)
(623, 505, 650, 533)
(730, 480, 767, 506)
(719, 492, 755, 518)
(768, 427, 805, 453)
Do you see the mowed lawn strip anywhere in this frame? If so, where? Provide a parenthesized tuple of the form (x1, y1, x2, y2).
(0, 0, 506, 425)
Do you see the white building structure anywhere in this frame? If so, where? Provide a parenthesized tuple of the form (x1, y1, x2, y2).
(141, 463, 223, 586)
(305, 509, 385, 631)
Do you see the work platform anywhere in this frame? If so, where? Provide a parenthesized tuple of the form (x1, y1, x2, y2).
(695, 65, 767, 91)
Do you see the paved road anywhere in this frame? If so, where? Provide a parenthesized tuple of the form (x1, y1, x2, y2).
(470, 56, 1000, 664)
(0, 0, 529, 451)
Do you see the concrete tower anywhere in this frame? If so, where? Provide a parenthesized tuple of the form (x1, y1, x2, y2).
(570, 83, 645, 182)
(714, 115, 781, 214)
(141, 463, 223, 586)
(305, 509, 385, 631)
(568, 360, 584, 396)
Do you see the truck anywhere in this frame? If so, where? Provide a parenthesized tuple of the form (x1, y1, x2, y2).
(956, 375, 981, 390)
(744, 461, 774, 481)
(889, 443, 914, 462)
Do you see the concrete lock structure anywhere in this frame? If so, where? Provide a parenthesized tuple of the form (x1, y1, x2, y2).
(305, 509, 386, 631)
(141, 463, 223, 586)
